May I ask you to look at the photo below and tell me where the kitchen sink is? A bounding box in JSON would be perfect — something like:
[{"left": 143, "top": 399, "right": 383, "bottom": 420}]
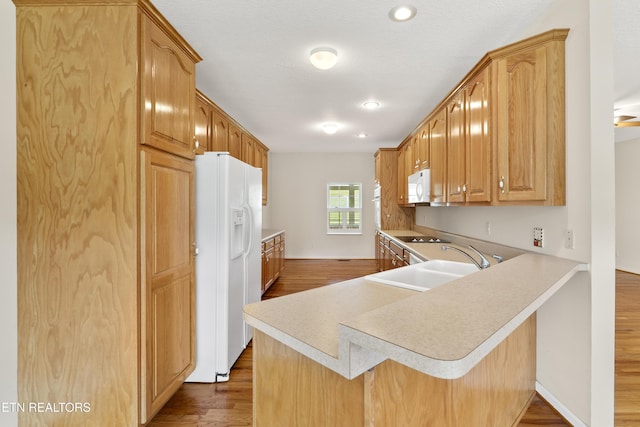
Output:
[
  {"left": 364, "top": 260, "right": 477, "bottom": 292},
  {"left": 418, "top": 259, "right": 479, "bottom": 275}
]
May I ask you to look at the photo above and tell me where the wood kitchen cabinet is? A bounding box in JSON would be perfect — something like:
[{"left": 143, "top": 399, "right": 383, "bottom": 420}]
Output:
[
  {"left": 141, "top": 14, "right": 197, "bottom": 160},
  {"left": 212, "top": 107, "right": 230, "bottom": 151},
  {"left": 228, "top": 122, "right": 243, "bottom": 159},
  {"left": 254, "top": 142, "right": 269, "bottom": 205},
  {"left": 491, "top": 29, "right": 568, "bottom": 205},
  {"left": 375, "top": 232, "right": 411, "bottom": 272},
  {"left": 396, "top": 141, "right": 409, "bottom": 205},
  {"left": 392, "top": 29, "right": 567, "bottom": 207},
  {"left": 262, "top": 232, "right": 285, "bottom": 294},
  {"left": 195, "top": 90, "right": 213, "bottom": 154},
  {"left": 140, "top": 148, "right": 195, "bottom": 421},
  {"left": 374, "top": 149, "right": 414, "bottom": 228},
  {"left": 262, "top": 239, "right": 275, "bottom": 293},
  {"left": 241, "top": 132, "right": 255, "bottom": 165},
  {"left": 446, "top": 93, "right": 466, "bottom": 203},
  {"left": 429, "top": 109, "right": 448, "bottom": 204},
  {"left": 464, "top": 68, "right": 492, "bottom": 203},
  {"left": 445, "top": 67, "right": 492, "bottom": 205},
  {"left": 15, "top": 1, "right": 200, "bottom": 425},
  {"left": 195, "top": 90, "right": 270, "bottom": 204}
]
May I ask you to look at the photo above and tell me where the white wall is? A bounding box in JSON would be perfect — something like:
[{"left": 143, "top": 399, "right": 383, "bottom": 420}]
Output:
[
  {"left": 0, "top": 1, "right": 18, "bottom": 426},
  {"left": 266, "top": 152, "right": 375, "bottom": 259},
  {"left": 415, "top": 0, "right": 615, "bottom": 424},
  {"left": 615, "top": 137, "right": 640, "bottom": 274}
]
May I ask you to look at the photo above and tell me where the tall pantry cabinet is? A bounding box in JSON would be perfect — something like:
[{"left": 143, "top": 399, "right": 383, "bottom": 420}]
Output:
[{"left": 15, "top": 1, "right": 201, "bottom": 425}]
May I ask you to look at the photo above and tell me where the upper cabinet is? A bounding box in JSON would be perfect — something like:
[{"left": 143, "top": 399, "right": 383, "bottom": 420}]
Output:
[
  {"left": 446, "top": 93, "right": 466, "bottom": 203},
  {"left": 141, "top": 14, "right": 197, "bottom": 159},
  {"left": 464, "top": 68, "right": 492, "bottom": 203},
  {"left": 396, "top": 141, "right": 409, "bottom": 205},
  {"left": 194, "top": 90, "right": 270, "bottom": 205},
  {"left": 429, "top": 110, "right": 448, "bottom": 204},
  {"left": 491, "top": 30, "right": 568, "bottom": 205},
  {"left": 195, "top": 91, "right": 213, "bottom": 154},
  {"left": 212, "top": 108, "right": 230, "bottom": 151},
  {"left": 446, "top": 68, "right": 492, "bottom": 205},
  {"left": 395, "top": 28, "right": 568, "bottom": 207}
]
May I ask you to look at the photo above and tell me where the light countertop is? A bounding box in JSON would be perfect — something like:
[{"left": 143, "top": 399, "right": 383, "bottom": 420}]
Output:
[
  {"left": 244, "top": 232, "right": 588, "bottom": 380},
  {"left": 261, "top": 228, "right": 285, "bottom": 242}
]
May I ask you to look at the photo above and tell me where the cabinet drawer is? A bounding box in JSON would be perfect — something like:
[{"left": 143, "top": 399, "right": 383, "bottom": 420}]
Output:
[{"left": 264, "top": 238, "right": 275, "bottom": 250}]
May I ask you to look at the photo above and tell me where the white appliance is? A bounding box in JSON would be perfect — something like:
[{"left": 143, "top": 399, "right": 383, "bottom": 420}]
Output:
[
  {"left": 373, "top": 184, "right": 381, "bottom": 229},
  {"left": 408, "top": 169, "right": 431, "bottom": 204},
  {"left": 187, "top": 152, "right": 262, "bottom": 383}
]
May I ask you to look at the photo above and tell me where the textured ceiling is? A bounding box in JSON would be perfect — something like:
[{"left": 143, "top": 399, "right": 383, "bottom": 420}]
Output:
[{"left": 153, "top": 0, "right": 640, "bottom": 151}]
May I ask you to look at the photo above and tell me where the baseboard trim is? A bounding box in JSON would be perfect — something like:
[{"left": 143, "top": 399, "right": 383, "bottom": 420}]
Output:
[{"left": 535, "top": 381, "right": 587, "bottom": 426}]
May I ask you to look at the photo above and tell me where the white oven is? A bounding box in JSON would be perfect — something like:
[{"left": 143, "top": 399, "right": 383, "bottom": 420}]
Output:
[{"left": 373, "top": 184, "right": 381, "bottom": 229}]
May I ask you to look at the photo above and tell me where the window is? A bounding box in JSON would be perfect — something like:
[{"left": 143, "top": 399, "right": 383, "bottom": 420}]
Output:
[{"left": 327, "top": 183, "right": 362, "bottom": 234}]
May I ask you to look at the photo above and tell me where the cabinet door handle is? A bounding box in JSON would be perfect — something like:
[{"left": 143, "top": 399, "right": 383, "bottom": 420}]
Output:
[
  {"left": 462, "top": 184, "right": 467, "bottom": 193},
  {"left": 499, "top": 176, "right": 505, "bottom": 193}
]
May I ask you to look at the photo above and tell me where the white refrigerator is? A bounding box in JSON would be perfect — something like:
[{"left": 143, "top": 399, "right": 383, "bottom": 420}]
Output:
[{"left": 187, "top": 152, "right": 262, "bottom": 383}]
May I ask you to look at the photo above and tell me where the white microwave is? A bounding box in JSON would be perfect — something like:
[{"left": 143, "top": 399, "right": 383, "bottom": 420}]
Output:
[{"left": 408, "top": 170, "right": 430, "bottom": 204}]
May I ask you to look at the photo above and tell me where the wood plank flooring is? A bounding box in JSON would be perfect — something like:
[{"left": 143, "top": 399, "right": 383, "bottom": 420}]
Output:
[
  {"left": 615, "top": 269, "right": 640, "bottom": 426},
  {"left": 148, "top": 260, "right": 640, "bottom": 426}
]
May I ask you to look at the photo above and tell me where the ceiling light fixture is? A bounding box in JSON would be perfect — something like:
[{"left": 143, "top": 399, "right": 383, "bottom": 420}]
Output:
[
  {"left": 363, "top": 101, "right": 381, "bottom": 110},
  {"left": 310, "top": 47, "right": 338, "bottom": 70},
  {"left": 389, "top": 5, "right": 417, "bottom": 22},
  {"left": 357, "top": 133, "right": 368, "bottom": 138},
  {"left": 322, "top": 123, "right": 339, "bottom": 134}
]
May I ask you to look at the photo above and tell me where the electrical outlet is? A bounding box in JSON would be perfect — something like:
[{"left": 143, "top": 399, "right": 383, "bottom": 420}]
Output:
[
  {"left": 486, "top": 221, "right": 491, "bottom": 236},
  {"left": 533, "top": 227, "right": 544, "bottom": 248},
  {"left": 565, "top": 229, "right": 575, "bottom": 249}
]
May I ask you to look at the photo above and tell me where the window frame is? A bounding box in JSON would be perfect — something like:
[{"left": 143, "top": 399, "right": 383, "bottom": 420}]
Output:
[{"left": 326, "top": 182, "right": 363, "bottom": 235}]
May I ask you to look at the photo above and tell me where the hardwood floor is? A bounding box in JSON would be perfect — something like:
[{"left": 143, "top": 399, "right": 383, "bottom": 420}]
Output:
[
  {"left": 148, "top": 260, "right": 639, "bottom": 426},
  {"left": 615, "top": 270, "right": 640, "bottom": 426}
]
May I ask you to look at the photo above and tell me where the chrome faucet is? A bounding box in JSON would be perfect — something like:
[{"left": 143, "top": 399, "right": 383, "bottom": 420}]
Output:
[{"left": 441, "top": 245, "right": 491, "bottom": 270}]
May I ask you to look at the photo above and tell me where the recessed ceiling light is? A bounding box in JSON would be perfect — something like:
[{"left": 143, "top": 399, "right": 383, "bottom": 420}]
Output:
[
  {"left": 310, "top": 47, "right": 338, "bottom": 70},
  {"left": 389, "top": 5, "right": 417, "bottom": 22},
  {"left": 357, "top": 133, "right": 368, "bottom": 138},
  {"left": 322, "top": 123, "right": 339, "bottom": 134},
  {"left": 363, "top": 101, "right": 381, "bottom": 110}
]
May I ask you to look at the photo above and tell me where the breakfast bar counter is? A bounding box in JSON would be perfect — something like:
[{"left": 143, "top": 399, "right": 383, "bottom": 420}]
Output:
[{"left": 244, "top": 247, "right": 587, "bottom": 426}]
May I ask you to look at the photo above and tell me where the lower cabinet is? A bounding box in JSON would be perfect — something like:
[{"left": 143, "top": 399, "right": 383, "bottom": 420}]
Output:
[
  {"left": 262, "top": 232, "right": 285, "bottom": 294},
  {"left": 375, "top": 232, "right": 410, "bottom": 272}
]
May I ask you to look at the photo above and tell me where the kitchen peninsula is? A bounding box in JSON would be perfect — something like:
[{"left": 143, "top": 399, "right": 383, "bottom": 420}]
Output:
[{"left": 244, "top": 233, "right": 587, "bottom": 426}]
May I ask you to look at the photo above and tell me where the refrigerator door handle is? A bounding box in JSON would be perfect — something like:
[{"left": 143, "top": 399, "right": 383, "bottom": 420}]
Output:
[{"left": 243, "top": 204, "right": 254, "bottom": 257}]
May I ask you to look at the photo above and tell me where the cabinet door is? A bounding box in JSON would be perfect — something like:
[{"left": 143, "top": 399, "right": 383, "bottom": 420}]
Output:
[
  {"left": 494, "top": 47, "right": 548, "bottom": 202},
  {"left": 465, "top": 69, "right": 492, "bottom": 203},
  {"left": 228, "top": 123, "right": 242, "bottom": 159},
  {"left": 140, "top": 149, "right": 195, "bottom": 422},
  {"left": 141, "top": 15, "right": 196, "bottom": 159},
  {"left": 447, "top": 95, "right": 466, "bottom": 203},
  {"left": 254, "top": 143, "right": 269, "bottom": 205},
  {"left": 429, "top": 110, "right": 447, "bottom": 204},
  {"left": 419, "top": 124, "right": 430, "bottom": 170},
  {"left": 242, "top": 133, "right": 255, "bottom": 165},
  {"left": 194, "top": 93, "right": 212, "bottom": 154},
  {"left": 212, "top": 108, "right": 230, "bottom": 152},
  {"left": 396, "top": 143, "right": 407, "bottom": 204},
  {"left": 411, "top": 134, "right": 421, "bottom": 172}
]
